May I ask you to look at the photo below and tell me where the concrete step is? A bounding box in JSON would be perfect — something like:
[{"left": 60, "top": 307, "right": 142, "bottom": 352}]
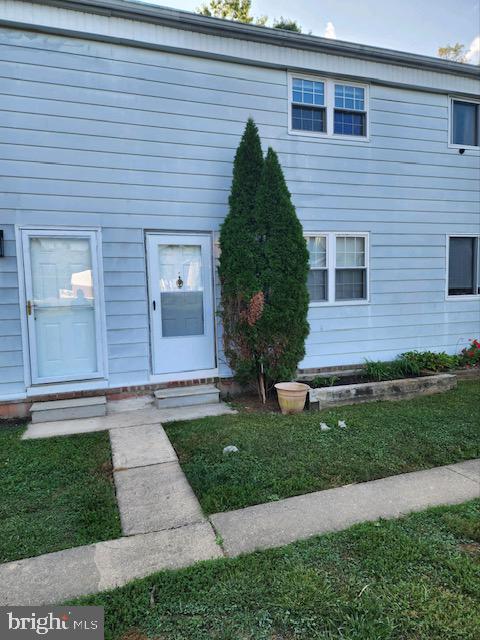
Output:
[
  {"left": 30, "top": 396, "right": 107, "bottom": 423},
  {"left": 154, "top": 384, "right": 220, "bottom": 409}
]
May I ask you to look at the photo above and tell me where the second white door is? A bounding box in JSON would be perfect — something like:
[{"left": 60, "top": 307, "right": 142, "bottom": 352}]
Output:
[{"left": 146, "top": 233, "right": 215, "bottom": 376}]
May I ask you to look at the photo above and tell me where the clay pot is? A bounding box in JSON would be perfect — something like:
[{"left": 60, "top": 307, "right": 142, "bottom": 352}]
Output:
[{"left": 274, "top": 382, "right": 310, "bottom": 415}]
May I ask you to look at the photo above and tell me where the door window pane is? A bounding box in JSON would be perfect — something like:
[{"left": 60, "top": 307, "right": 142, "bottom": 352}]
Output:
[
  {"left": 448, "top": 237, "right": 476, "bottom": 295},
  {"left": 158, "top": 244, "right": 204, "bottom": 337},
  {"left": 29, "top": 237, "right": 98, "bottom": 378},
  {"left": 452, "top": 101, "right": 478, "bottom": 146}
]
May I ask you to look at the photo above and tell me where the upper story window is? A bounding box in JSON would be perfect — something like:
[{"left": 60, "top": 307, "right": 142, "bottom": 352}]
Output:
[
  {"left": 289, "top": 75, "right": 369, "bottom": 140},
  {"left": 334, "top": 84, "right": 366, "bottom": 136},
  {"left": 447, "top": 236, "right": 480, "bottom": 298},
  {"left": 306, "top": 233, "right": 369, "bottom": 305},
  {"left": 450, "top": 98, "right": 479, "bottom": 147},
  {"left": 292, "top": 78, "right": 326, "bottom": 133}
]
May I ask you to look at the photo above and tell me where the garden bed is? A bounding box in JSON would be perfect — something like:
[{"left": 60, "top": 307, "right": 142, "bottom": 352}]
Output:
[{"left": 309, "top": 373, "right": 457, "bottom": 410}]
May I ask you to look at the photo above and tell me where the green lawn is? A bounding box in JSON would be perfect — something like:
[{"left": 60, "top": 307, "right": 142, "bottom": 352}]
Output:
[
  {"left": 0, "top": 425, "right": 121, "bottom": 563},
  {"left": 74, "top": 500, "right": 480, "bottom": 640},
  {"left": 165, "top": 380, "right": 480, "bottom": 514}
]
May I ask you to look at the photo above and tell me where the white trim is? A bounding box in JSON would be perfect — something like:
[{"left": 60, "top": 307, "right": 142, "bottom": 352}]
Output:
[
  {"left": 448, "top": 96, "right": 480, "bottom": 150},
  {"left": 305, "top": 232, "right": 370, "bottom": 306},
  {"left": 26, "top": 379, "right": 108, "bottom": 398},
  {"left": 16, "top": 226, "right": 108, "bottom": 386},
  {"left": 288, "top": 73, "right": 370, "bottom": 142},
  {"left": 445, "top": 233, "right": 480, "bottom": 301}
]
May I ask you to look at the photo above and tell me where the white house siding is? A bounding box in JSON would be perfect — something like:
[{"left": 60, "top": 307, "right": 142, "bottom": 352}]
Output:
[{"left": 0, "top": 20, "right": 479, "bottom": 396}]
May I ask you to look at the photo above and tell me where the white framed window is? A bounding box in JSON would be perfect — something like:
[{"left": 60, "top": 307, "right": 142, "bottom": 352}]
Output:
[
  {"left": 305, "top": 232, "right": 369, "bottom": 305},
  {"left": 449, "top": 97, "right": 480, "bottom": 149},
  {"left": 446, "top": 235, "right": 480, "bottom": 299},
  {"left": 289, "top": 74, "right": 369, "bottom": 140}
]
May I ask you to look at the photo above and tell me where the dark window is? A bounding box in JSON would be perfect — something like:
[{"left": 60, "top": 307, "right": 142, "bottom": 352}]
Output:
[
  {"left": 291, "top": 77, "right": 326, "bottom": 133},
  {"left": 292, "top": 105, "right": 325, "bottom": 132},
  {"left": 334, "top": 111, "right": 365, "bottom": 136},
  {"left": 452, "top": 100, "right": 479, "bottom": 146},
  {"left": 448, "top": 236, "right": 479, "bottom": 296},
  {"left": 333, "top": 84, "right": 367, "bottom": 137}
]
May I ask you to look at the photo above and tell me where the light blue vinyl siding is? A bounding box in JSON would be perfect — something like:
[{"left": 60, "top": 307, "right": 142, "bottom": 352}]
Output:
[{"left": 0, "top": 25, "right": 478, "bottom": 395}]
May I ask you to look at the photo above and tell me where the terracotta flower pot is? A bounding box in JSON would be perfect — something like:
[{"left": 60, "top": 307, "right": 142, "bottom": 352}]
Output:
[{"left": 274, "top": 382, "right": 310, "bottom": 415}]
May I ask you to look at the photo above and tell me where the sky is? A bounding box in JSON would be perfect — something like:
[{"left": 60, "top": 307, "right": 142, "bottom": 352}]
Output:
[{"left": 134, "top": 0, "right": 480, "bottom": 63}]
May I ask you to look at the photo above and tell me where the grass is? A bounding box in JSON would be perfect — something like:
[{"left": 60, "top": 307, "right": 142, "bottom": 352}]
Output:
[
  {"left": 0, "top": 424, "right": 121, "bottom": 562},
  {"left": 165, "top": 380, "right": 480, "bottom": 514},
  {"left": 73, "top": 500, "right": 480, "bottom": 640}
]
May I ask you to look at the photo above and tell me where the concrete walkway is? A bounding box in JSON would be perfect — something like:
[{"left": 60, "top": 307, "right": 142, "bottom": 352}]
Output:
[
  {"left": 211, "top": 459, "right": 480, "bottom": 556},
  {"left": 1, "top": 457, "right": 478, "bottom": 606},
  {"left": 4, "top": 404, "right": 480, "bottom": 606},
  {"left": 110, "top": 424, "right": 206, "bottom": 536}
]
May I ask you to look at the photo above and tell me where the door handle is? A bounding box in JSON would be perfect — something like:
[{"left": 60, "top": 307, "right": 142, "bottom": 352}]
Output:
[
  {"left": 152, "top": 300, "right": 156, "bottom": 311},
  {"left": 26, "top": 300, "right": 32, "bottom": 316}
]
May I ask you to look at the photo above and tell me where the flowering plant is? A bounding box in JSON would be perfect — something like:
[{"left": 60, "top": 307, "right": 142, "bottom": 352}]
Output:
[{"left": 459, "top": 339, "right": 480, "bottom": 368}]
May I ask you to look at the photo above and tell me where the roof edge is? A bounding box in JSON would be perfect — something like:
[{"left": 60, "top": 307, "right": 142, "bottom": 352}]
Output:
[{"left": 14, "top": 0, "right": 480, "bottom": 79}]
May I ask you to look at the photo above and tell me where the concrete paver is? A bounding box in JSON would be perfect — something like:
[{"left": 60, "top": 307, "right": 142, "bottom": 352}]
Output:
[
  {"left": 114, "top": 462, "right": 205, "bottom": 536},
  {"left": 110, "top": 424, "right": 177, "bottom": 470},
  {"left": 211, "top": 460, "right": 480, "bottom": 557},
  {"left": 0, "top": 522, "right": 222, "bottom": 606}
]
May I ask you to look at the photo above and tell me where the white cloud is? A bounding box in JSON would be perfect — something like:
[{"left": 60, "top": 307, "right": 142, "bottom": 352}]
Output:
[
  {"left": 324, "top": 21, "right": 336, "bottom": 39},
  {"left": 465, "top": 36, "right": 480, "bottom": 64}
]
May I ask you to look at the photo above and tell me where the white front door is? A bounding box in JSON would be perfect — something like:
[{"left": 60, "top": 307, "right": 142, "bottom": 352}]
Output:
[
  {"left": 146, "top": 233, "right": 216, "bottom": 376},
  {"left": 22, "top": 229, "right": 104, "bottom": 384}
]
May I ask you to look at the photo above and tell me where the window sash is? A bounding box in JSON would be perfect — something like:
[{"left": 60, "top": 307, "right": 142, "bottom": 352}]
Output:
[
  {"left": 290, "top": 76, "right": 368, "bottom": 138},
  {"left": 306, "top": 234, "right": 369, "bottom": 304},
  {"left": 448, "top": 236, "right": 480, "bottom": 296}
]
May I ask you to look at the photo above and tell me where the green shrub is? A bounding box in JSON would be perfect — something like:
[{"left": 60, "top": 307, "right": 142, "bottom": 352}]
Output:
[
  {"left": 310, "top": 375, "right": 340, "bottom": 388},
  {"left": 219, "top": 122, "right": 309, "bottom": 400},
  {"left": 400, "top": 350, "right": 460, "bottom": 372}
]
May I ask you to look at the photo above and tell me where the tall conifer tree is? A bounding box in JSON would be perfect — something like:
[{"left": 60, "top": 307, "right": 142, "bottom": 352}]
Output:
[
  {"left": 218, "top": 119, "right": 264, "bottom": 385},
  {"left": 254, "top": 147, "right": 310, "bottom": 390}
]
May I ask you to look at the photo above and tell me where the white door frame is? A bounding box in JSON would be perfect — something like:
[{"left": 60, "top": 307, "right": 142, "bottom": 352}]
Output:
[
  {"left": 18, "top": 227, "right": 108, "bottom": 386},
  {"left": 146, "top": 232, "right": 217, "bottom": 380}
]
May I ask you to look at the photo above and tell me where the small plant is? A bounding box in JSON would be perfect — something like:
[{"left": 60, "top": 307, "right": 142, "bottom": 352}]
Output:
[
  {"left": 459, "top": 339, "right": 480, "bottom": 368},
  {"left": 400, "top": 350, "right": 459, "bottom": 372},
  {"left": 310, "top": 375, "right": 340, "bottom": 388}
]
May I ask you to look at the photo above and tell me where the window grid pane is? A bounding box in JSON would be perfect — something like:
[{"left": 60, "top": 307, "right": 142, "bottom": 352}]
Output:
[
  {"left": 292, "top": 105, "right": 326, "bottom": 132},
  {"left": 336, "top": 236, "right": 365, "bottom": 268},
  {"left": 307, "top": 236, "right": 327, "bottom": 268},
  {"left": 308, "top": 269, "right": 328, "bottom": 302},
  {"left": 334, "top": 110, "right": 366, "bottom": 136},
  {"left": 335, "top": 84, "right": 365, "bottom": 111},
  {"left": 335, "top": 269, "right": 366, "bottom": 301},
  {"left": 292, "top": 78, "right": 325, "bottom": 106}
]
